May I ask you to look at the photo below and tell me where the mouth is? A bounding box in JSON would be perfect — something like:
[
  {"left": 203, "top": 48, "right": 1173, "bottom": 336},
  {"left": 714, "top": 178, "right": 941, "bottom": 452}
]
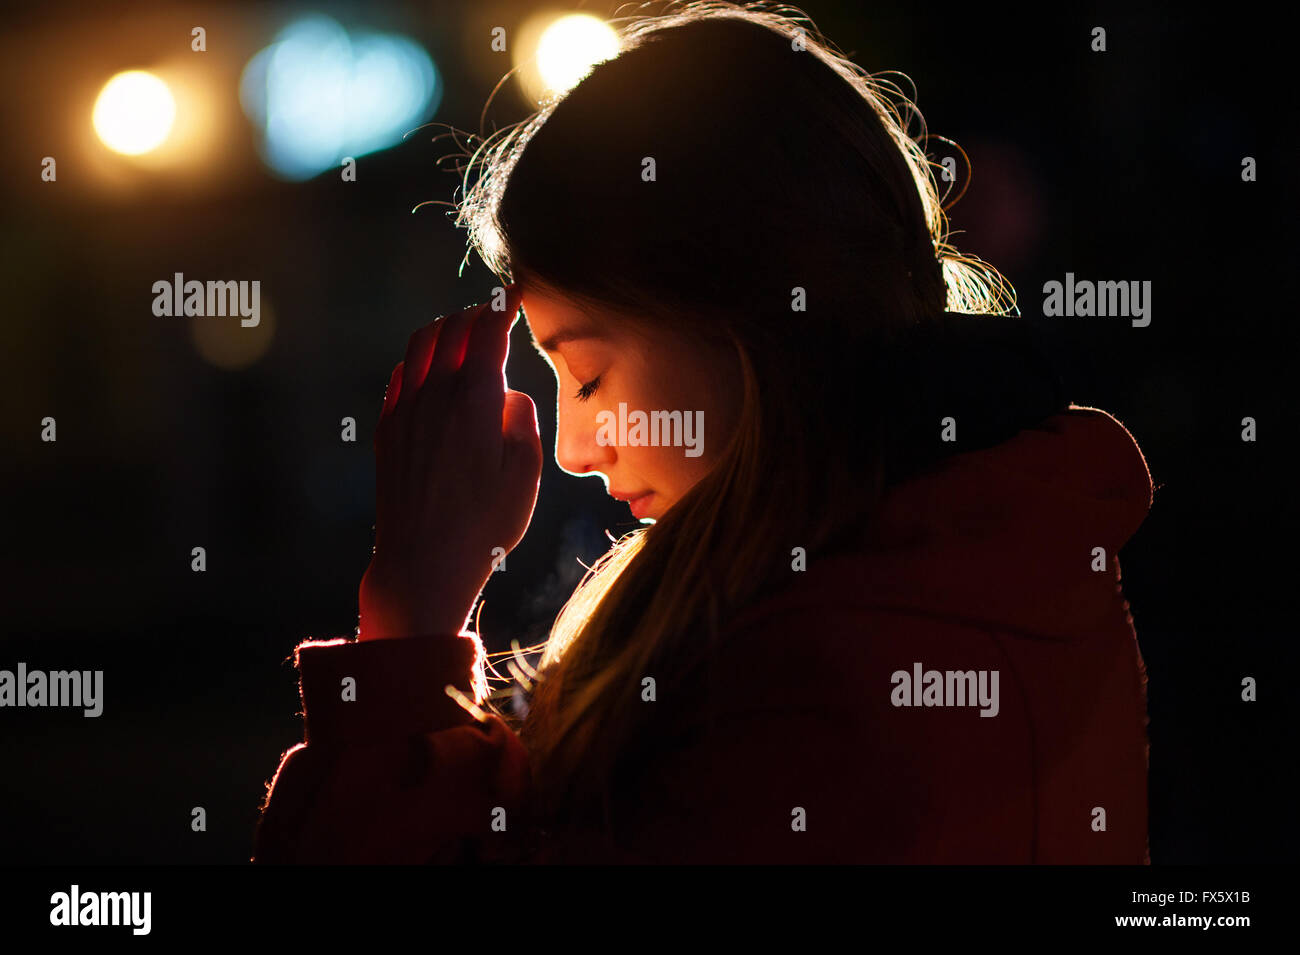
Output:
[{"left": 611, "top": 490, "right": 655, "bottom": 520}]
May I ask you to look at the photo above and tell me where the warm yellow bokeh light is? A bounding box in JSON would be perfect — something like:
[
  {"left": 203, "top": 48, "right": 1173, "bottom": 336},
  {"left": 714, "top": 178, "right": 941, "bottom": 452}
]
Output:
[
  {"left": 190, "top": 299, "right": 276, "bottom": 371},
  {"left": 533, "top": 14, "right": 619, "bottom": 98},
  {"left": 93, "top": 70, "right": 176, "bottom": 155}
]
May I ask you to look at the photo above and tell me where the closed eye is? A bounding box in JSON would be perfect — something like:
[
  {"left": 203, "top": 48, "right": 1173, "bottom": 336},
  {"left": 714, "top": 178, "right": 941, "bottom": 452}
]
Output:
[{"left": 575, "top": 375, "right": 601, "bottom": 402}]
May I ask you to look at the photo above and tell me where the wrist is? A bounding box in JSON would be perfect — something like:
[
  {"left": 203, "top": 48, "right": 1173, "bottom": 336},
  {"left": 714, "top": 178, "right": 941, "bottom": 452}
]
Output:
[
  {"left": 357, "top": 601, "right": 471, "bottom": 642},
  {"left": 356, "top": 561, "right": 491, "bottom": 641},
  {"left": 357, "top": 573, "right": 482, "bottom": 642}
]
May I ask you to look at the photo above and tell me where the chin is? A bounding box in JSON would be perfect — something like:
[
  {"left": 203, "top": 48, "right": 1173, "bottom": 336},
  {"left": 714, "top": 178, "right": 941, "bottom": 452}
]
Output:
[{"left": 646, "top": 493, "right": 680, "bottom": 520}]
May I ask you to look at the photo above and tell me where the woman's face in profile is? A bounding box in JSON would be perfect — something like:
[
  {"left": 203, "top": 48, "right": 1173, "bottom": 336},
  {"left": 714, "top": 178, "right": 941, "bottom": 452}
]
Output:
[{"left": 521, "top": 285, "right": 739, "bottom": 521}]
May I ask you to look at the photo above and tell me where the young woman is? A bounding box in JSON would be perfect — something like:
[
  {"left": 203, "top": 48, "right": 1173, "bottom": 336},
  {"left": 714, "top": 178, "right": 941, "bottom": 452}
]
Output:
[{"left": 253, "top": 2, "right": 1154, "bottom": 864}]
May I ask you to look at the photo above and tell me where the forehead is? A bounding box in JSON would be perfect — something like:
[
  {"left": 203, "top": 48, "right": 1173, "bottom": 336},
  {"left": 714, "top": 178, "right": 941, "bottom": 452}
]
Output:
[{"left": 520, "top": 286, "right": 608, "bottom": 351}]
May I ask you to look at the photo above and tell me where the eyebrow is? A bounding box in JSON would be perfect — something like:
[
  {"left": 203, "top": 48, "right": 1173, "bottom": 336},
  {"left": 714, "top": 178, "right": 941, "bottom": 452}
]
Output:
[{"left": 533, "top": 327, "right": 605, "bottom": 353}]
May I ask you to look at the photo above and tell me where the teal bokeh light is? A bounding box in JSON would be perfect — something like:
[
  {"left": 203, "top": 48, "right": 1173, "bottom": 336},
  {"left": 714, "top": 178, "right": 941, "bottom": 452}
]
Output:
[{"left": 240, "top": 15, "right": 440, "bottom": 180}]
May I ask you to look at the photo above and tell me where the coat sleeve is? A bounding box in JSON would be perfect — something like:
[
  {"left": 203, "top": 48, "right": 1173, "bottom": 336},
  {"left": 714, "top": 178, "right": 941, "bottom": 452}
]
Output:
[{"left": 251, "top": 632, "right": 534, "bottom": 864}]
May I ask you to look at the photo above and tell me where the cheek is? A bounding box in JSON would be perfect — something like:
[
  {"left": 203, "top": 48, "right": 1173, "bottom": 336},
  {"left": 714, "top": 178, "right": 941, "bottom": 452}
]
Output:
[
  {"left": 628, "top": 380, "right": 726, "bottom": 483},
  {"left": 628, "top": 439, "right": 712, "bottom": 495}
]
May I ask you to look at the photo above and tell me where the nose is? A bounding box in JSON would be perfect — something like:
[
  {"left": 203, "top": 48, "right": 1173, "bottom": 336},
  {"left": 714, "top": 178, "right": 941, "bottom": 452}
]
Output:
[{"left": 554, "top": 398, "right": 616, "bottom": 478}]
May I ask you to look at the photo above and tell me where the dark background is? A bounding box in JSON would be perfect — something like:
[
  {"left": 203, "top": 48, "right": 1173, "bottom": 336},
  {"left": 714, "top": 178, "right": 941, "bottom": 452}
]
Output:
[{"left": 0, "top": 1, "right": 1292, "bottom": 863}]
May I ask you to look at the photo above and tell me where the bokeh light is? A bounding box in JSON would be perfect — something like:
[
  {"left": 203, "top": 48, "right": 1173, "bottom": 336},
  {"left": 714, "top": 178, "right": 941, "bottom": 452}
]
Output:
[
  {"left": 514, "top": 12, "right": 620, "bottom": 104},
  {"left": 92, "top": 70, "right": 176, "bottom": 155},
  {"left": 537, "top": 14, "right": 620, "bottom": 96},
  {"left": 240, "top": 15, "right": 440, "bottom": 181},
  {"left": 189, "top": 298, "right": 277, "bottom": 370}
]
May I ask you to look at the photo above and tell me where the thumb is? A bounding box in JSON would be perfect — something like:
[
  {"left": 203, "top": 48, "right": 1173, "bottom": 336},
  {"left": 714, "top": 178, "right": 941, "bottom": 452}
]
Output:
[{"left": 502, "top": 390, "right": 542, "bottom": 468}]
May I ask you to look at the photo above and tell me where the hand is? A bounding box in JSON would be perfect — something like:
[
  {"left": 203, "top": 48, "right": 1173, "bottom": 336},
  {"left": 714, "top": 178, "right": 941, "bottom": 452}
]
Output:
[{"left": 358, "top": 285, "right": 542, "bottom": 641}]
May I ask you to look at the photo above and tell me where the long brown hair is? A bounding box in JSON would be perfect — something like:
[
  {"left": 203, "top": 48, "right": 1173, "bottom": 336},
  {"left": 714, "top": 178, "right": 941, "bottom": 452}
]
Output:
[{"left": 452, "top": 1, "right": 1015, "bottom": 839}]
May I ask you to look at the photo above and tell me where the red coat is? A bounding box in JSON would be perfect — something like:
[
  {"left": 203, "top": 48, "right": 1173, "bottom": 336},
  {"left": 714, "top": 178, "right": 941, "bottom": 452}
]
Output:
[{"left": 252, "top": 404, "right": 1153, "bottom": 863}]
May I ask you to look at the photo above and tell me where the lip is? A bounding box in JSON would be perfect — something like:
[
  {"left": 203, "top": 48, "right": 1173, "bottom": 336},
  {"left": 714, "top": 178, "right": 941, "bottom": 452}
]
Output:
[
  {"left": 611, "top": 490, "right": 655, "bottom": 519},
  {"left": 628, "top": 493, "right": 655, "bottom": 519}
]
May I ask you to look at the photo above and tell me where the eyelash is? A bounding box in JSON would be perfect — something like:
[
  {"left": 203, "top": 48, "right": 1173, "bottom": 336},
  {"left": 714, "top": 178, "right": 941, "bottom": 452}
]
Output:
[{"left": 575, "top": 375, "right": 602, "bottom": 402}]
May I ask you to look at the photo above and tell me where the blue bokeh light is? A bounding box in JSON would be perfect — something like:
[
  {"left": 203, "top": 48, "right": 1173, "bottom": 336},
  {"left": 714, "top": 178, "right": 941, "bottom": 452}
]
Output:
[{"left": 240, "top": 15, "right": 440, "bottom": 180}]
